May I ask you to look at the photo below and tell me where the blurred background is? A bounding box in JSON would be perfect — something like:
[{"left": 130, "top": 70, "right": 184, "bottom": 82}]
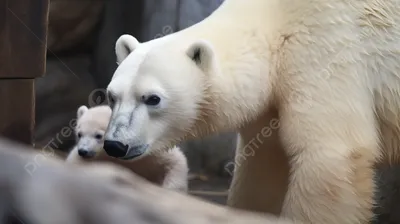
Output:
[{"left": 33, "top": 0, "right": 400, "bottom": 222}]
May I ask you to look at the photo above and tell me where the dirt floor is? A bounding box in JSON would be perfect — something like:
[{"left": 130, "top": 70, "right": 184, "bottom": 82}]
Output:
[{"left": 188, "top": 174, "right": 231, "bottom": 205}]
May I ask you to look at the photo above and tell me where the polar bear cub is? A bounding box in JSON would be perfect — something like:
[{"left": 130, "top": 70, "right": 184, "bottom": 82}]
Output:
[{"left": 66, "top": 105, "right": 188, "bottom": 192}]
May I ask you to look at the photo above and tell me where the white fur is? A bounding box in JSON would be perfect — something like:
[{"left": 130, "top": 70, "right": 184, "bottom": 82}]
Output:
[
  {"left": 115, "top": 34, "right": 140, "bottom": 64},
  {"left": 156, "top": 146, "right": 189, "bottom": 192},
  {"left": 77, "top": 105, "right": 89, "bottom": 119},
  {"left": 66, "top": 105, "right": 111, "bottom": 163},
  {"left": 66, "top": 105, "right": 188, "bottom": 192},
  {"left": 105, "top": 0, "right": 400, "bottom": 223}
]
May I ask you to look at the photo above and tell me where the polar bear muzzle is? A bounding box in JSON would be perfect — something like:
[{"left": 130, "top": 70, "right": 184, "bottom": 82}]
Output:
[
  {"left": 103, "top": 140, "right": 148, "bottom": 160},
  {"left": 77, "top": 148, "right": 97, "bottom": 158}
]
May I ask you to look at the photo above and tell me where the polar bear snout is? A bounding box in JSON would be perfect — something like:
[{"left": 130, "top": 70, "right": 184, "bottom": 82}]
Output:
[
  {"left": 122, "top": 144, "right": 148, "bottom": 160},
  {"left": 103, "top": 139, "right": 148, "bottom": 160},
  {"left": 103, "top": 140, "right": 129, "bottom": 158},
  {"left": 77, "top": 148, "right": 96, "bottom": 158}
]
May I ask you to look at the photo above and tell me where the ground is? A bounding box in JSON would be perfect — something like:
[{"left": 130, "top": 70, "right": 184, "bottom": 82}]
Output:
[{"left": 188, "top": 174, "right": 231, "bottom": 205}]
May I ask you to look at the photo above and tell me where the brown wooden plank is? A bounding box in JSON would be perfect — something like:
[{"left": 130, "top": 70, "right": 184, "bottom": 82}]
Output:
[
  {"left": 0, "top": 79, "right": 35, "bottom": 145},
  {"left": 0, "top": 0, "right": 49, "bottom": 78}
]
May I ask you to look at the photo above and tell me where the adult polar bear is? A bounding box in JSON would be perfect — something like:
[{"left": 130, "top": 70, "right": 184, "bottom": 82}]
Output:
[{"left": 103, "top": 0, "right": 400, "bottom": 223}]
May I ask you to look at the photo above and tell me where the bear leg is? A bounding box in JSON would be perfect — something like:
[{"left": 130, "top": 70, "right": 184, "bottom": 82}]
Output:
[
  {"left": 279, "top": 92, "right": 379, "bottom": 224},
  {"left": 227, "top": 110, "right": 290, "bottom": 215}
]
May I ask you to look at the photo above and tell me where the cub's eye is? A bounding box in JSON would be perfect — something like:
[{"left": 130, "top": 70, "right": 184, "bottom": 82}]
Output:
[
  {"left": 142, "top": 94, "right": 161, "bottom": 106},
  {"left": 94, "top": 134, "right": 103, "bottom": 140},
  {"left": 77, "top": 132, "right": 82, "bottom": 138}
]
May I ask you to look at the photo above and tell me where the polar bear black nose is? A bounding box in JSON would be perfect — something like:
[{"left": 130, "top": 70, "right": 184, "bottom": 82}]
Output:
[
  {"left": 103, "top": 140, "right": 129, "bottom": 158},
  {"left": 78, "top": 149, "right": 88, "bottom": 157}
]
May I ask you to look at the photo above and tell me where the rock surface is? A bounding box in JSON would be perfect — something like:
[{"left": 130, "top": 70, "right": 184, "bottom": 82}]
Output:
[{"left": 47, "top": 0, "right": 105, "bottom": 53}]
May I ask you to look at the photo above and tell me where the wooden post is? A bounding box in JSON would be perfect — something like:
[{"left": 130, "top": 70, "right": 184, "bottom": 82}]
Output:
[{"left": 0, "top": 0, "right": 49, "bottom": 146}]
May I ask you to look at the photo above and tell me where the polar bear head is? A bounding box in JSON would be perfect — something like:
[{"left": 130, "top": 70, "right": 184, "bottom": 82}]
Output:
[
  {"left": 74, "top": 105, "right": 112, "bottom": 159},
  {"left": 104, "top": 34, "right": 217, "bottom": 160}
]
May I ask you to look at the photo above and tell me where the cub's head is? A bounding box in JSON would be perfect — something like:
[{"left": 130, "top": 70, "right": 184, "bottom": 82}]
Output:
[
  {"left": 75, "top": 105, "right": 112, "bottom": 159},
  {"left": 104, "top": 34, "right": 217, "bottom": 160}
]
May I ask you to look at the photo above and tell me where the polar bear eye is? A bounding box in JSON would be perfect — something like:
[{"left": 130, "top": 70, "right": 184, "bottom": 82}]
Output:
[
  {"left": 107, "top": 92, "right": 116, "bottom": 108},
  {"left": 142, "top": 94, "right": 161, "bottom": 106},
  {"left": 94, "top": 134, "right": 103, "bottom": 140},
  {"left": 77, "top": 132, "right": 82, "bottom": 138}
]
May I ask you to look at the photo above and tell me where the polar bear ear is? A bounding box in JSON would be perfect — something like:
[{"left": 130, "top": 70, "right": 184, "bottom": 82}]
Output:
[
  {"left": 77, "top": 105, "right": 88, "bottom": 119},
  {"left": 186, "top": 40, "right": 215, "bottom": 71},
  {"left": 115, "top": 34, "right": 140, "bottom": 64}
]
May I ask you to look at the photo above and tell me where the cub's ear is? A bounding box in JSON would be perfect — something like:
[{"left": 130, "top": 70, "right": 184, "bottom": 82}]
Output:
[
  {"left": 115, "top": 34, "right": 140, "bottom": 64},
  {"left": 77, "top": 105, "right": 89, "bottom": 119},
  {"left": 186, "top": 40, "right": 215, "bottom": 71}
]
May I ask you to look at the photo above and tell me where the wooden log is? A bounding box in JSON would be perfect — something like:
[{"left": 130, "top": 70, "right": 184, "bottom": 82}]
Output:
[
  {"left": 0, "top": 0, "right": 49, "bottom": 146},
  {"left": 0, "top": 137, "right": 296, "bottom": 224},
  {"left": 0, "top": 0, "right": 49, "bottom": 78},
  {"left": 0, "top": 80, "right": 35, "bottom": 145}
]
